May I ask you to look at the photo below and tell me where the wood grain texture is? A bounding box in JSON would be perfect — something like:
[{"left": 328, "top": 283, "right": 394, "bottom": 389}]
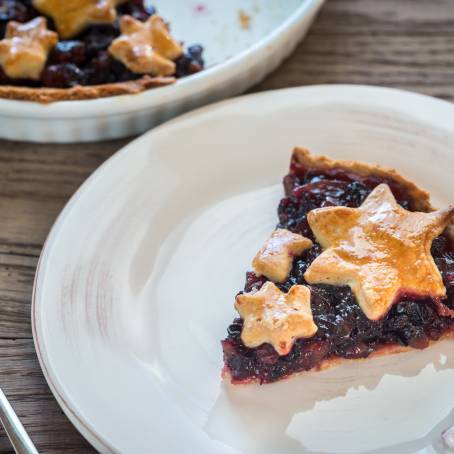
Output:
[{"left": 1, "top": 0, "right": 454, "bottom": 452}]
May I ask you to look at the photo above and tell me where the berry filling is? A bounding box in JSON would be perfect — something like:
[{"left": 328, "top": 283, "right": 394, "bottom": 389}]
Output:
[
  {"left": 0, "top": 0, "right": 204, "bottom": 88},
  {"left": 222, "top": 163, "right": 454, "bottom": 384}
]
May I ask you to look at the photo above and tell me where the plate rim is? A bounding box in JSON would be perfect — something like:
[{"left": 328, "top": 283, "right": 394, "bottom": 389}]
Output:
[{"left": 31, "top": 84, "right": 454, "bottom": 452}]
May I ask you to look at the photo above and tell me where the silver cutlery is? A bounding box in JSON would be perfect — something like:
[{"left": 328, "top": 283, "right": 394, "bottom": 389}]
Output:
[{"left": 0, "top": 388, "right": 38, "bottom": 454}]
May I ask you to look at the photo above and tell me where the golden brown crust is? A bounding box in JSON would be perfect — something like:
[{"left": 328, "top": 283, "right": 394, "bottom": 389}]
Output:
[
  {"left": 109, "top": 15, "right": 182, "bottom": 77},
  {"left": 316, "top": 329, "right": 454, "bottom": 373},
  {"left": 0, "top": 17, "right": 58, "bottom": 80},
  {"left": 252, "top": 229, "right": 313, "bottom": 283},
  {"left": 235, "top": 282, "right": 317, "bottom": 355},
  {"left": 223, "top": 331, "right": 454, "bottom": 384},
  {"left": 0, "top": 75, "right": 175, "bottom": 103},
  {"left": 293, "top": 147, "right": 434, "bottom": 212},
  {"left": 305, "top": 185, "right": 454, "bottom": 320}
]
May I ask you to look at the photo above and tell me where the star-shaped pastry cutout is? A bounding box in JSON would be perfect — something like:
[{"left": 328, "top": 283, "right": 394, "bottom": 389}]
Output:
[
  {"left": 253, "top": 228, "right": 313, "bottom": 283},
  {"left": 235, "top": 281, "right": 317, "bottom": 355},
  {"left": 0, "top": 17, "right": 58, "bottom": 80},
  {"left": 305, "top": 184, "right": 454, "bottom": 320},
  {"left": 108, "top": 15, "right": 182, "bottom": 76},
  {"left": 33, "top": 0, "right": 126, "bottom": 39}
]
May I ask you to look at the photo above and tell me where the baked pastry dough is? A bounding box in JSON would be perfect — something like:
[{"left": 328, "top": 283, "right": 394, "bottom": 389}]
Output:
[
  {"left": 109, "top": 15, "right": 182, "bottom": 76},
  {"left": 305, "top": 183, "right": 454, "bottom": 320},
  {"left": 33, "top": 0, "right": 126, "bottom": 39},
  {"left": 253, "top": 228, "right": 313, "bottom": 283},
  {"left": 0, "top": 17, "right": 57, "bottom": 80},
  {"left": 235, "top": 282, "right": 317, "bottom": 355}
]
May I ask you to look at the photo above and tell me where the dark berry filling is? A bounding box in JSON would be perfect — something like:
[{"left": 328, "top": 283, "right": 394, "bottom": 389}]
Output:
[
  {"left": 222, "top": 164, "right": 454, "bottom": 384},
  {"left": 0, "top": 0, "right": 204, "bottom": 88}
]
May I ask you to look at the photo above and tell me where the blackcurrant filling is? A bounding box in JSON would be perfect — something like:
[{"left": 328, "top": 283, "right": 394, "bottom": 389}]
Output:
[
  {"left": 0, "top": 0, "right": 204, "bottom": 88},
  {"left": 222, "top": 160, "right": 454, "bottom": 384}
]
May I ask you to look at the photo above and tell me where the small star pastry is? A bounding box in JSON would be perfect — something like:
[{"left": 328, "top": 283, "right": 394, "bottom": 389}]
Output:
[
  {"left": 305, "top": 183, "right": 454, "bottom": 320},
  {"left": 235, "top": 281, "right": 317, "bottom": 355},
  {"left": 108, "top": 14, "right": 183, "bottom": 76},
  {"left": 33, "top": 0, "right": 126, "bottom": 39},
  {"left": 0, "top": 17, "right": 58, "bottom": 80},
  {"left": 253, "top": 228, "right": 313, "bottom": 282}
]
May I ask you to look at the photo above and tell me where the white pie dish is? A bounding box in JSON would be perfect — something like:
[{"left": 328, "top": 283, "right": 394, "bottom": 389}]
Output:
[
  {"left": 33, "top": 85, "right": 454, "bottom": 453},
  {"left": 0, "top": 0, "right": 324, "bottom": 143}
]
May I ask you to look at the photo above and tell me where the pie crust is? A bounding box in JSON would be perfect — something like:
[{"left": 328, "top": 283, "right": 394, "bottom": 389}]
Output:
[
  {"left": 222, "top": 148, "right": 454, "bottom": 384},
  {"left": 293, "top": 146, "right": 454, "bottom": 242},
  {"left": 292, "top": 147, "right": 432, "bottom": 212},
  {"left": 0, "top": 75, "right": 174, "bottom": 102},
  {"left": 222, "top": 330, "right": 454, "bottom": 384}
]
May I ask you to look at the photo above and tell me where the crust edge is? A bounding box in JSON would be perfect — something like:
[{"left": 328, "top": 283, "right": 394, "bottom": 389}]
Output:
[
  {"left": 0, "top": 75, "right": 175, "bottom": 103},
  {"left": 222, "top": 331, "right": 454, "bottom": 385},
  {"left": 292, "top": 147, "right": 433, "bottom": 212}
]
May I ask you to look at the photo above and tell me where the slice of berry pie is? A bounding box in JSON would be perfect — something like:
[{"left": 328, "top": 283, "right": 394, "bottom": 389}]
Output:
[
  {"left": 222, "top": 148, "right": 454, "bottom": 384},
  {"left": 0, "top": 0, "right": 204, "bottom": 102}
]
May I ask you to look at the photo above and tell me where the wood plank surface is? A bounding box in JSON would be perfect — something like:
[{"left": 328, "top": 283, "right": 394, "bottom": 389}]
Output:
[{"left": 1, "top": 0, "right": 454, "bottom": 452}]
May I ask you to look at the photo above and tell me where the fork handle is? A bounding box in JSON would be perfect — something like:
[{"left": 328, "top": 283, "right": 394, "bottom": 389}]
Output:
[{"left": 0, "top": 388, "right": 38, "bottom": 454}]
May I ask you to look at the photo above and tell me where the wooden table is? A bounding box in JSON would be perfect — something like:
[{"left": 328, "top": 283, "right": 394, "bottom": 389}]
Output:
[{"left": 1, "top": 0, "right": 454, "bottom": 452}]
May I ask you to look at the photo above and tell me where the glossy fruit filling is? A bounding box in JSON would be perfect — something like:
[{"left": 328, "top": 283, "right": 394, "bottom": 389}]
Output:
[
  {"left": 0, "top": 0, "right": 204, "bottom": 88},
  {"left": 222, "top": 160, "right": 454, "bottom": 384}
]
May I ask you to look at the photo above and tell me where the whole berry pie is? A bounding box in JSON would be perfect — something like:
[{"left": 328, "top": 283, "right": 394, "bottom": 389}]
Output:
[
  {"left": 222, "top": 148, "right": 454, "bottom": 384},
  {"left": 0, "top": 0, "right": 204, "bottom": 102}
]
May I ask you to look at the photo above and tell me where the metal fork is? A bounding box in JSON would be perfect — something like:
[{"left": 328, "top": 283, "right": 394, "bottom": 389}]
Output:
[{"left": 0, "top": 388, "right": 38, "bottom": 454}]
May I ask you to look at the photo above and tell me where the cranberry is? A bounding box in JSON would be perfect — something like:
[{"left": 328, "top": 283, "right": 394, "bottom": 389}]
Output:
[
  {"left": 188, "top": 44, "right": 203, "bottom": 58},
  {"left": 432, "top": 236, "right": 447, "bottom": 257},
  {"left": 0, "top": 66, "right": 10, "bottom": 84},
  {"left": 228, "top": 356, "right": 254, "bottom": 381},
  {"left": 41, "top": 63, "right": 85, "bottom": 88},
  {"left": 175, "top": 45, "right": 205, "bottom": 78},
  {"left": 84, "top": 51, "right": 117, "bottom": 85},
  {"left": 253, "top": 344, "right": 280, "bottom": 366},
  {"left": 289, "top": 340, "right": 330, "bottom": 370},
  {"left": 335, "top": 341, "right": 372, "bottom": 359},
  {"left": 83, "top": 24, "right": 119, "bottom": 58},
  {"left": 0, "top": 0, "right": 28, "bottom": 38},
  {"left": 244, "top": 271, "right": 267, "bottom": 293},
  {"left": 48, "top": 41, "right": 87, "bottom": 65},
  {"left": 118, "top": 0, "right": 156, "bottom": 21},
  {"left": 227, "top": 319, "right": 243, "bottom": 338},
  {"left": 0, "top": 0, "right": 27, "bottom": 20}
]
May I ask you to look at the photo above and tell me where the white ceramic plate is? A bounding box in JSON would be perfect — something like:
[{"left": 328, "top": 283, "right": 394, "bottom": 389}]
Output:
[
  {"left": 33, "top": 85, "right": 454, "bottom": 454},
  {"left": 0, "top": 0, "right": 324, "bottom": 143}
]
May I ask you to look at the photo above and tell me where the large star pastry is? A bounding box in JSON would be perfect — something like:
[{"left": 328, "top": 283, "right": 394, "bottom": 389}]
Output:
[
  {"left": 235, "top": 281, "right": 317, "bottom": 355},
  {"left": 304, "top": 183, "right": 454, "bottom": 320},
  {"left": 0, "top": 17, "right": 58, "bottom": 80},
  {"left": 109, "top": 15, "right": 183, "bottom": 76},
  {"left": 33, "top": 0, "right": 126, "bottom": 39}
]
